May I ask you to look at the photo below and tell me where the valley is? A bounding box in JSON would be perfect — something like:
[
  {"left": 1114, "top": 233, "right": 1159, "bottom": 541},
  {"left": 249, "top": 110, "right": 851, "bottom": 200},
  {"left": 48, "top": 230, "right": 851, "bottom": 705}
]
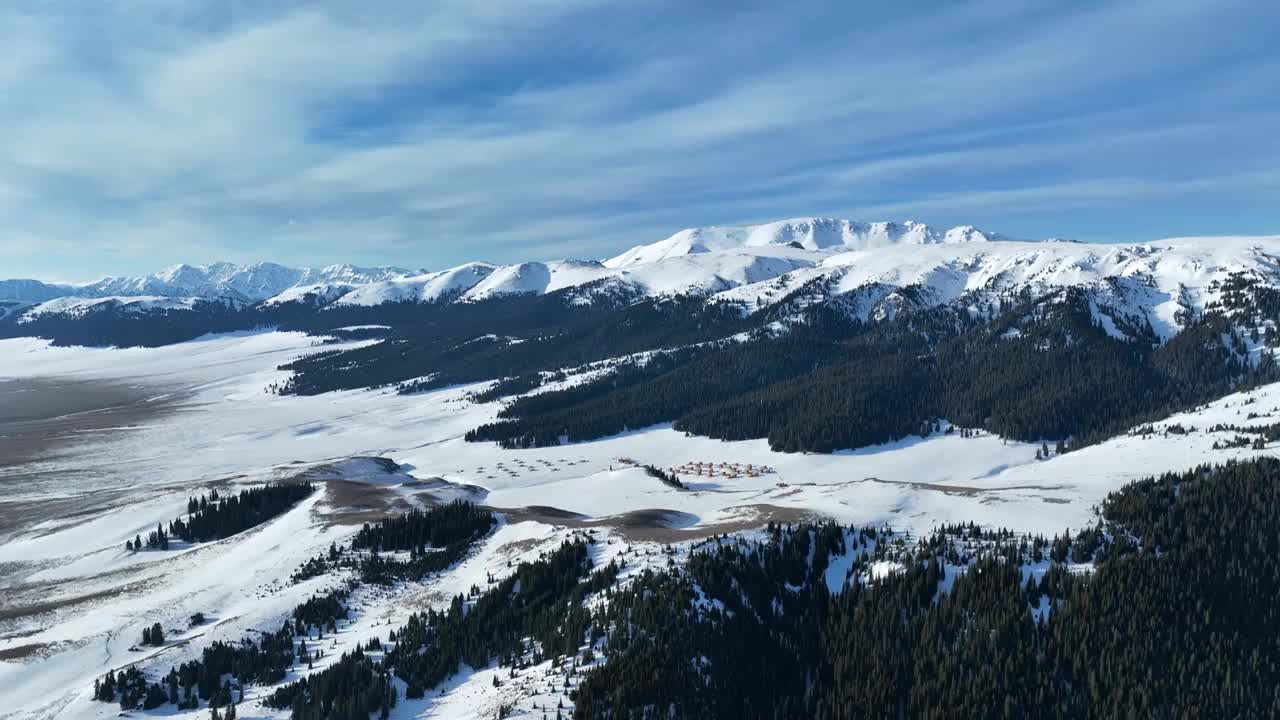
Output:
[
  {"left": 2, "top": 1, "right": 1274, "bottom": 713},
  {"left": 4, "top": 224, "right": 1280, "bottom": 718}
]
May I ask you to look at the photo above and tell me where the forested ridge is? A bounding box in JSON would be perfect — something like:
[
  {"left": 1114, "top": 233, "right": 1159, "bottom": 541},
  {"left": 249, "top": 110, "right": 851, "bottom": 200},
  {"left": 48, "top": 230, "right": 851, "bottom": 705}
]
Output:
[
  {"left": 574, "top": 457, "right": 1280, "bottom": 718},
  {"left": 275, "top": 293, "right": 748, "bottom": 396},
  {"left": 350, "top": 500, "right": 495, "bottom": 552},
  {"left": 98, "top": 458, "right": 1280, "bottom": 718},
  {"left": 93, "top": 586, "right": 352, "bottom": 712},
  {"left": 10, "top": 265, "right": 1279, "bottom": 457},
  {"left": 93, "top": 502, "right": 496, "bottom": 714},
  {"left": 176, "top": 483, "right": 315, "bottom": 543},
  {"left": 267, "top": 538, "right": 614, "bottom": 718},
  {"left": 471, "top": 290, "right": 1276, "bottom": 452},
  {"left": 125, "top": 483, "right": 314, "bottom": 553}
]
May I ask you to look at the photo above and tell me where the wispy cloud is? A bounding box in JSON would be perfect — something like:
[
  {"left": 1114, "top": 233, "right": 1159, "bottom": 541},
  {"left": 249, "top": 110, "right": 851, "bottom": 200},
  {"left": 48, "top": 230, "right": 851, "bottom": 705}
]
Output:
[{"left": 1, "top": 0, "right": 1277, "bottom": 278}]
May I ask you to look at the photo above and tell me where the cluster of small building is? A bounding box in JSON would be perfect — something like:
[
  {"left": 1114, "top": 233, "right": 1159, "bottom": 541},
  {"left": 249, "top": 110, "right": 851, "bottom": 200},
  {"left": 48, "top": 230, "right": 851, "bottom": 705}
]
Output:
[
  {"left": 472, "top": 456, "right": 590, "bottom": 480},
  {"left": 671, "top": 461, "right": 775, "bottom": 479}
]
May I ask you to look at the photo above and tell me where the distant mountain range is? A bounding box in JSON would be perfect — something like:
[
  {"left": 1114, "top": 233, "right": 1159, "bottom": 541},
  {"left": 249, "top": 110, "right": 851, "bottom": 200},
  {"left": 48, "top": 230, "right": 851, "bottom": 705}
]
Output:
[
  {"left": 0, "top": 262, "right": 416, "bottom": 304},
  {"left": 5, "top": 217, "right": 1280, "bottom": 350},
  {"left": 0, "top": 218, "right": 1013, "bottom": 308}
]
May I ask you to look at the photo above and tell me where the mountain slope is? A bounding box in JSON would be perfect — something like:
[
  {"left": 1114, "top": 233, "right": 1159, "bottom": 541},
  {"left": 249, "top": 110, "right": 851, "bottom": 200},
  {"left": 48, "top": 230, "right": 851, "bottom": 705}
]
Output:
[
  {"left": 333, "top": 263, "right": 498, "bottom": 306},
  {"left": 454, "top": 251, "right": 819, "bottom": 304},
  {"left": 0, "top": 279, "right": 76, "bottom": 303},
  {"left": 0, "top": 262, "right": 417, "bottom": 307},
  {"left": 716, "top": 236, "right": 1280, "bottom": 339},
  {"left": 20, "top": 296, "right": 210, "bottom": 320}
]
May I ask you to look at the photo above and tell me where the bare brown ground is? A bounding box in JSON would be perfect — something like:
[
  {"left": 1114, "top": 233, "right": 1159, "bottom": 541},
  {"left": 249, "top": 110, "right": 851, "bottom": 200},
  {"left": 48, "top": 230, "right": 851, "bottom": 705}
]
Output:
[
  {"left": 0, "top": 377, "right": 184, "bottom": 542},
  {"left": 779, "top": 476, "right": 1071, "bottom": 499},
  {"left": 0, "top": 579, "right": 153, "bottom": 624},
  {"left": 497, "top": 503, "right": 815, "bottom": 543},
  {"left": 317, "top": 473, "right": 486, "bottom": 526},
  {"left": 0, "top": 642, "right": 50, "bottom": 661},
  {"left": 494, "top": 537, "right": 547, "bottom": 558},
  {"left": 318, "top": 480, "right": 417, "bottom": 525},
  {"left": 311, "top": 469, "right": 814, "bottom": 542},
  {"left": 0, "top": 378, "right": 178, "bottom": 470}
]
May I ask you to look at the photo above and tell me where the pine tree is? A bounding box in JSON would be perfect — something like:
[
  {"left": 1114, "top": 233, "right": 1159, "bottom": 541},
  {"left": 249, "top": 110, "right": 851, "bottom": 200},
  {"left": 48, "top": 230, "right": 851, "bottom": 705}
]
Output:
[{"left": 147, "top": 622, "right": 164, "bottom": 646}]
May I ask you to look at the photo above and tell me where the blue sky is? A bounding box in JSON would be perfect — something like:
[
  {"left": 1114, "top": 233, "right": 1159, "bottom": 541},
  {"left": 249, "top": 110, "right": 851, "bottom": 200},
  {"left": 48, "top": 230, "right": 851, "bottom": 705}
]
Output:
[{"left": 2, "top": 0, "right": 1278, "bottom": 281}]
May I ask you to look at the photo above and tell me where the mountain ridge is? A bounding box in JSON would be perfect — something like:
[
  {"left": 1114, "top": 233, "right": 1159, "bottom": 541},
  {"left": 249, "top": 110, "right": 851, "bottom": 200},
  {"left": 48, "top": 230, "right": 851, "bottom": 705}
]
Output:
[
  {"left": 0, "top": 217, "right": 1011, "bottom": 304},
  {"left": 604, "top": 217, "right": 1013, "bottom": 268},
  {"left": 7, "top": 221, "right": 1280, "bottom": 341},
  {"left": 0, "top": 261, "right": 419, "bottom": 304}
]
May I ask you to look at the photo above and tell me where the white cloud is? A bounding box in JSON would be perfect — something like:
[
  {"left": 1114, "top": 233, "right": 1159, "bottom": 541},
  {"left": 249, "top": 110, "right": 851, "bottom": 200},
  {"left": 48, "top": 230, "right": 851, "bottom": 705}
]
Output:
[{"left": 0, "top": 0, "right": 1276, "bottom": 278}]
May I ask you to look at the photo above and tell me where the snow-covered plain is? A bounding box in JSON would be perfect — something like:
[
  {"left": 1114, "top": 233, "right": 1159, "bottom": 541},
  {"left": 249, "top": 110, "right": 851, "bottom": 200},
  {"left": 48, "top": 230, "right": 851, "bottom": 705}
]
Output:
[{"left": 4, "top": 329, "right": 1280, "bottom": 719}]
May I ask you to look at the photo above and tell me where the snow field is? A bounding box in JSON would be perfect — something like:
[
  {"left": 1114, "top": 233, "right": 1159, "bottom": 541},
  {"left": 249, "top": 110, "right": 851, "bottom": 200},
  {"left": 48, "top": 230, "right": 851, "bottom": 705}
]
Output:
[{"left": 7, "top": 329, "right": 1280, "bottom": 718}]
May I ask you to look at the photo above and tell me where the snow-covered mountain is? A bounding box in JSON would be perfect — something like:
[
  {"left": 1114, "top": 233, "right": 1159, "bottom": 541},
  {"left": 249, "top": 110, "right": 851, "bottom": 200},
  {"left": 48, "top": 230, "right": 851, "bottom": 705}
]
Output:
[
  {"left": 79, "top": 262, "right": 416, "bottom": 303},
  {"left": 714, "top": 236, "right": 1280, "bottom": 339},
  {"left": 270, "top": 251, "right": 820, "bottom": 308},
  {"left": 0, "top": 262, "right": 415, "bottom": 305},
  {"left": 19, "top": 295, "right": 213, "bottom": 321},
  {"left": 0, "top": 278, "right": 74, "bottom": 303},
  {"left": 332, "top": 263, "right": 498, "bottom": 306},
  {"left": 0, "top": 218, "right": 1008, "bottom": 309},
  {"left": 8, "top": 221, "right": 1280, "bottom": 339},
  {"left": 605, "top": 217, "right": 1009, "bottom": 268}
]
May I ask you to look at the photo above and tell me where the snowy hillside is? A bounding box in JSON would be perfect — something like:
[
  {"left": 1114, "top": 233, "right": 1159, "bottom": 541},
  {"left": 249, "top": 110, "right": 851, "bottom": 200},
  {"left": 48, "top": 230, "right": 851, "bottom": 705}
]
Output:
[
  {"left": 5, "top": 329, "right": 1280, "bottom": 719},
  {"left": 454, "top": 250, "right": 819, "bottom": 304},
  {"left": 19, "top": 295, "right": 212, "bottom": 321},
  {"left": 715, "top": 236, "right": 1280, "bottom": 339},
  {"left": 332, "top": 263, "right": 498, "bottom": 305}
]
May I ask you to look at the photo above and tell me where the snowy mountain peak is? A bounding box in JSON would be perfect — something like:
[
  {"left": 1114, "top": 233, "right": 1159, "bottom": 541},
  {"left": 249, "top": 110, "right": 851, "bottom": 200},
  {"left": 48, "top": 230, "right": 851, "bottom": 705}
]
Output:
[
  {"left": 605, "top": 217, "right": 1011, "bottom": 268},
  {"left": 4, "top": 262, "right": 419, "bottom": 304},
  {"left": 312, "top": 263, "right": 416, "bottom": 283},
  {"left": 324, "top": 263, "right": 499, "bottom": 307}
]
